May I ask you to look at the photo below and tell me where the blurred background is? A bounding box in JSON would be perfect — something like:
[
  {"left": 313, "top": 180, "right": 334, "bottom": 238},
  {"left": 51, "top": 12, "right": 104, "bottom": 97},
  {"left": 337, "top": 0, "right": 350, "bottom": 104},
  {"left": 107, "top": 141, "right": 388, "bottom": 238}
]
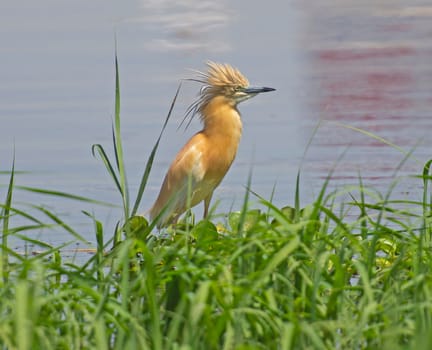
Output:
[{"left": 1, "top": 0, "right": 431, "bottom": 245}]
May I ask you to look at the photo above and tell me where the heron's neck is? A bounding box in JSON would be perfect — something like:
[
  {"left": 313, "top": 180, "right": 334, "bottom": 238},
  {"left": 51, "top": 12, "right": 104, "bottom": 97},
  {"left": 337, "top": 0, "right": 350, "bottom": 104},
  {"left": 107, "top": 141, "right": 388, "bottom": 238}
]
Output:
[{"left": 201, "top": 96, "right": 243, "bottom": 143}]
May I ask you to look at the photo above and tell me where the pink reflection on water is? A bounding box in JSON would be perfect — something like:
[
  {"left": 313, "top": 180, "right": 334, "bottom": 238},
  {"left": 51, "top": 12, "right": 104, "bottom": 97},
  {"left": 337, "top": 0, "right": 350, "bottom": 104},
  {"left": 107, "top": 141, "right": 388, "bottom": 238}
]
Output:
[
  {"left": 314, "top": 45, "right": 418, "bottom": 142},
  {"left": 319, "top": 68, "right": 414, "bottom": 117},
  {"left": 380, "top": 23, "right": 412, "bottom": 33},
  {"left": 318, "top": 46, "right": 414, "bottom": 62},
  {"left": 302, "top": 7, "right": 432, "bottom": 192}
]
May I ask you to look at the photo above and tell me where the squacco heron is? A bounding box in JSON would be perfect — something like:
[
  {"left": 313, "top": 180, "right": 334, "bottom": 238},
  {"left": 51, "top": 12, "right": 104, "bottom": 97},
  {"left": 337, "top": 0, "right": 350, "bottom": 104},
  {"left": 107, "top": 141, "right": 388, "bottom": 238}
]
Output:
[{"left": 150, "top": 61, "right": 275, "bottom": 228}]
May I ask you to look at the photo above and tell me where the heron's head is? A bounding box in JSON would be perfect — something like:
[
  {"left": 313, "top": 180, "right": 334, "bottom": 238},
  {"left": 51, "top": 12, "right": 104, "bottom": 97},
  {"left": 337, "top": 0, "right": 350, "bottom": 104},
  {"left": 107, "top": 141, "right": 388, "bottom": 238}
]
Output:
[
  {"left": 200, "top": 61, "right": 275, "bottom": 105},
  {"left": 181, "top": 61, "right": 275, "bottom": 128}
]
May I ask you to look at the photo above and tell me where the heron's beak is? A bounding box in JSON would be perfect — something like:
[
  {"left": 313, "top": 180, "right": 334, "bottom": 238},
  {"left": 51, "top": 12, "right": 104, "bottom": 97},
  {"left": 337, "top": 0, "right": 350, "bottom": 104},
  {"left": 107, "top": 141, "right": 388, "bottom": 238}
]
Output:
[
  {"left": 235, "top": 86, "right": 275, "bottom": 104},
  {"left": 243, "top": 87, "right": 276, "bottom": 94}
]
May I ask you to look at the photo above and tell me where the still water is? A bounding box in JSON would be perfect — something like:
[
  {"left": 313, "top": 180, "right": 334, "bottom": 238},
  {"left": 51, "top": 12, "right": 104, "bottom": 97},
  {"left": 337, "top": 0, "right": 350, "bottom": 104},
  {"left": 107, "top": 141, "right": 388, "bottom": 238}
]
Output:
[{"left": 1, "top": 1, "right": 431, "bottom": 249}]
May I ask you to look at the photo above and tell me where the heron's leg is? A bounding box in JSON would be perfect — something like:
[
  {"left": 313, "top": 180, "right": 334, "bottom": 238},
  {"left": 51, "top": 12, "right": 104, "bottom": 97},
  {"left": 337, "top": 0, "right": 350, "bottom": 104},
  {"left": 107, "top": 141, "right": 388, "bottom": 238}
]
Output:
[{"left": 203, "top": 192, "right": 213, "bottom": 219}]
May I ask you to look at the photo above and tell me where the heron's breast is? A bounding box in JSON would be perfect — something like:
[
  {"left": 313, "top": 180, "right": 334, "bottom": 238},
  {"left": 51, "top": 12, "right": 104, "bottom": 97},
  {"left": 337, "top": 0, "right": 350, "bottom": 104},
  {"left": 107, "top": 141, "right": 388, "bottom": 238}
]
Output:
[{"left": 203, "top": 135, "right": 240, "bottom": 182}]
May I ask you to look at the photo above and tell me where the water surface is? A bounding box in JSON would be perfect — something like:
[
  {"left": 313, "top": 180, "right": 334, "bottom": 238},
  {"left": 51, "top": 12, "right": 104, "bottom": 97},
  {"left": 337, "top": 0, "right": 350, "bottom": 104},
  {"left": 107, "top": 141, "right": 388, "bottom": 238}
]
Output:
[{"left": 1, "top": 0, "right": 431, "bottom": 249}]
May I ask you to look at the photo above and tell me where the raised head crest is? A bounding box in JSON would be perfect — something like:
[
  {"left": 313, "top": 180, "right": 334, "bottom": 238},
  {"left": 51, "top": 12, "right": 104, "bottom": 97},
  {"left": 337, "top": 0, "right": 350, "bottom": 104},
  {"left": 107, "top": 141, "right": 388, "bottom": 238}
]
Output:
[
  {"left": 179, "top": 61, "right": 274, "bottom": 129},
  {"left": 181, "top": 62, "right": 250, "bottom": 128},
  {"left": 202, "top": 61, "right": 249, "bottom": 89}
]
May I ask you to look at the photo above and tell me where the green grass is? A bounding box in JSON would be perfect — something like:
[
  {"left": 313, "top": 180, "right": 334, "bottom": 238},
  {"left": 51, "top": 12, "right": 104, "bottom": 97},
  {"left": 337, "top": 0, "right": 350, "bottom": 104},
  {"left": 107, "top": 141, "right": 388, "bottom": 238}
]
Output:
[{"left": 1, "top": 52, "right": 432, "bottom": 349}]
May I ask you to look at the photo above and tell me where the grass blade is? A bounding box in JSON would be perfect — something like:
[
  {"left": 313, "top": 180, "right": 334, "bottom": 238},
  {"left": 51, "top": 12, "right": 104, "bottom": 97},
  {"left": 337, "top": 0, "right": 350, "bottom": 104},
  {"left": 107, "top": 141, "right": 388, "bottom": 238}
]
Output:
[
  {"left": 113, "top": 49, "right": 129, "bottom": 218},
  {"left": 34, "top": 205, "right": 89, "bottom": 243},
  {"left": 92, "top": 143, "right": 122, "bottom": 195},
  {"left": 1, "top": 154, "right": 15, "bottom": 282},
  {"left": 14, "top": 184, "right": 115, "bottom": 207}
]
